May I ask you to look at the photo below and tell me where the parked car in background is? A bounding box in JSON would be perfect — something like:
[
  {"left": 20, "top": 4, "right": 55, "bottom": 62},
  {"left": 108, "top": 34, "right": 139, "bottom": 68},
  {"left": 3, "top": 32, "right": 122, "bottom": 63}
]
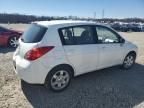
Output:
[
  {"left": 127, "top": 23, "right": 142, "bottom": 32},
  {"left": 140, "top": 24, "right": 144, "bottom": 32},
  {"left": 120, "top": 23, "right": 129, "bottom": 32},
  {"left": 0, "top": 26, "right": 22, "bottom": 48},
  {"left": 110, "top": 23, "right": 122, "bottom": 31},
  {"left": 13, "top": 20, "right": 138, "bottom": 92},
  {"left": 110, "top": 22, "right": 143, "bottom": 32}
]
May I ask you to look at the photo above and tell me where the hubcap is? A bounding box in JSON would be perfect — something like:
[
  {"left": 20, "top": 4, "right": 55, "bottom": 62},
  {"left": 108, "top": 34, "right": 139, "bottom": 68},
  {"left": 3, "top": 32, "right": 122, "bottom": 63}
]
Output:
[
  {"left": 51, "top": 70, "right": 70, "bottom": 90},
  {"left": 124, "top": 55, "right": 134, "bottom": 68},
  {"left": 9, "top": 37, "right": 18, "bottom": 47}
]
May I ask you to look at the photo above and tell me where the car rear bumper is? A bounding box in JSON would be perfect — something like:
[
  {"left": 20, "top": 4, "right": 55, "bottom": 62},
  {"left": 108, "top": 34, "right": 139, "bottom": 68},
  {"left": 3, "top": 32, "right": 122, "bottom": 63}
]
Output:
[{"left": 13, "top": 55, "right": 50, "bottom": 84}]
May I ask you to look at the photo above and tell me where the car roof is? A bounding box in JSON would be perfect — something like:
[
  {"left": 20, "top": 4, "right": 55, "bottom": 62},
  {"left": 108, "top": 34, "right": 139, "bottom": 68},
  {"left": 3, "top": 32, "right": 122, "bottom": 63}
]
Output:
[{"left": 33, "top": 20, "right": 97, "bottom": 27}]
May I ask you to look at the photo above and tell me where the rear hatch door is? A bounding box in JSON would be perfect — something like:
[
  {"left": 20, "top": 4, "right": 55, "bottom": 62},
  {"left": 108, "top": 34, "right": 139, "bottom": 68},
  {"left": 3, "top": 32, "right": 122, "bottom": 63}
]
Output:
[{"left": 15, "top": 23, "right": 48, "bottom": 58}]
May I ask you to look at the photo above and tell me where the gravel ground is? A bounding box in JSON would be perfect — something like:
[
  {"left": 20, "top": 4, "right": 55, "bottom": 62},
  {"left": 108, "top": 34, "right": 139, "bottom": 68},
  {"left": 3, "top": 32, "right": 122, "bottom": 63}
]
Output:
[{"left": 0, "top": 30, "right": 144, "bottom": 108}]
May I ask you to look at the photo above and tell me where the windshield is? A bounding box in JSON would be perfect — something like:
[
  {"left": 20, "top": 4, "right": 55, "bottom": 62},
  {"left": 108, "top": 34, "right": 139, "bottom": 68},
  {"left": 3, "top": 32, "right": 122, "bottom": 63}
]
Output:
[
  {"left": 0, "top": 27, "right": 9, "bottom": 32},
  {"left": 21, "top": 24, "right": 47, "bottom": 43}
]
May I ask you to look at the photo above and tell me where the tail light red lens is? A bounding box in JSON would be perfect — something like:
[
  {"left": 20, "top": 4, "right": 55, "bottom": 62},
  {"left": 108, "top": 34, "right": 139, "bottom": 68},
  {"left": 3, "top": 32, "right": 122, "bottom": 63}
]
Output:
[{"left": 25, "top": 46, "right": 54, "bottom": 61}]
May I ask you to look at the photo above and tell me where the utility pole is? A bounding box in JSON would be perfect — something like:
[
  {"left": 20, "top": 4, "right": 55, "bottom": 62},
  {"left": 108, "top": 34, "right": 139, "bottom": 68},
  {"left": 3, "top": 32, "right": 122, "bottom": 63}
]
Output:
[{"left": 94, "top": 12, "right": 96, "bottom": 19}]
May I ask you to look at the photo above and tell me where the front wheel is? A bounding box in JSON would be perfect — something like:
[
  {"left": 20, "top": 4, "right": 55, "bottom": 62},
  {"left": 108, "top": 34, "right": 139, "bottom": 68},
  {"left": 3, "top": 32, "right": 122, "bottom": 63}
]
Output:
[
  {"left": 122, "top": 53, "right": 136, "bottom": 69},
  {"left": 8, "top": 36, "right": 19, "bottom": 48},
  {"left": 45, "top": 66, "right": 72, "bottom": 92}
]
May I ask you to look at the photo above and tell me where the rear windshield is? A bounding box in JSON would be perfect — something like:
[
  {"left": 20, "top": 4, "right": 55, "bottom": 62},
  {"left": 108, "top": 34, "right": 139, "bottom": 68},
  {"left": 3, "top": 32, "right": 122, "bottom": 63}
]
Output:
[{"left": 21, "top": 24, "right": 47, "bottom": 43}]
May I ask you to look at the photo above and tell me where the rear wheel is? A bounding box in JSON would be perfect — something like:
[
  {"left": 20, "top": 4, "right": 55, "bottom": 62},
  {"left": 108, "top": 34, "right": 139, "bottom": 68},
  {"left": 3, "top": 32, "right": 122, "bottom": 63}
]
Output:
[
  {"left": 122, "top": 53, "right": 136, "bottom": 69},
  {"left": 8, "top": 36, "right": 19, "bottom": 48},
  {"left": 45, "top": 66, "right": 72, "bottom": 92}
]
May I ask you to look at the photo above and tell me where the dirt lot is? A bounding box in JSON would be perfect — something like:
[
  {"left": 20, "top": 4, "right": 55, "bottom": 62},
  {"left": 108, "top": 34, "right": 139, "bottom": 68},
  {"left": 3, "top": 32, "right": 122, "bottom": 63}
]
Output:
[{"left": 0, "top": 24, "right": 144, "bottom": 108}]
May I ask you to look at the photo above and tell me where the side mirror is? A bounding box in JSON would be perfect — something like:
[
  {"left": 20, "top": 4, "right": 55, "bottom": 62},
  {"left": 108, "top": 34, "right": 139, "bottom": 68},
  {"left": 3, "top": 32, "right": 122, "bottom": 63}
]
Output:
[{"left": 119, "top": 38, "right": 125, "bottom": 43}]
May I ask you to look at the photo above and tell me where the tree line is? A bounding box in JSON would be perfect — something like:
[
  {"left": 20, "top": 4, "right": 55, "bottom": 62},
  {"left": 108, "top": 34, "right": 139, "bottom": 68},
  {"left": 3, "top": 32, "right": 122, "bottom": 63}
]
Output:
[{"left": 0, "top": 13, "right": 144, "bottom": 23}]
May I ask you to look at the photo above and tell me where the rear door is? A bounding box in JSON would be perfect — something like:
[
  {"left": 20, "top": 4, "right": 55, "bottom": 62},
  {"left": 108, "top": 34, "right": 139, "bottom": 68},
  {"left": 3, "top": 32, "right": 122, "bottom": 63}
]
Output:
[
  {"left": 59, "top": 25, "right": 99, "bottom": 75},
  {"left": 95, "top": 25, "right": 125, "bottom": 69}
]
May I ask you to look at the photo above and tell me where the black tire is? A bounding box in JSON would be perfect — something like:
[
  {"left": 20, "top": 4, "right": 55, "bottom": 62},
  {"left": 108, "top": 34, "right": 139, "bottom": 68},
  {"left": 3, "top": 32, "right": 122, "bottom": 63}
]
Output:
[
  {"left": 122, "top": 53, "right": 136, "bottom": 69},
  {"left": 8, "top": 36, "right": 19, "bottom": 48},
  {"left": 45, "top": 65, "right": 73, "bottom": 92}
]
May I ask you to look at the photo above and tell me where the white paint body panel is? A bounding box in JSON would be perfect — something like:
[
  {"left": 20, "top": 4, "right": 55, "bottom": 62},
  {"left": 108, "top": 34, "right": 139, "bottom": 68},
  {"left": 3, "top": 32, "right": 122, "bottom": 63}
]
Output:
[{"left": 63, "top": 44, "right": 99, "bottom": 75}]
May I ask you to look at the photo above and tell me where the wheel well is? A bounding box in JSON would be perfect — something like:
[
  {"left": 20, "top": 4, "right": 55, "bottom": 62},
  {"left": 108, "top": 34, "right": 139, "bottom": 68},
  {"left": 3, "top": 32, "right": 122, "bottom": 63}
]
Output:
[
  {"left": 127, "top": 51, "right": 136, "bottom": 58},
  {"left": 45, "top": 64, "right": 75, "bottom": 82},
  {"left": 54, "top": 64, "right": 74, "bottom": 76}
]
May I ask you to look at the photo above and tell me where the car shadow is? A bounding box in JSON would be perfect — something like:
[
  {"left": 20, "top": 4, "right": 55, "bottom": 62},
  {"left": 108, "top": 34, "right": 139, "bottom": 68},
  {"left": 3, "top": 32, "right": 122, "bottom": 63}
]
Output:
[
  {"left": 21, "top": 63, "right": 144, "bottom": 108},
  {"left": 0, "top": 46, "right": 15, "bottom": 53}
]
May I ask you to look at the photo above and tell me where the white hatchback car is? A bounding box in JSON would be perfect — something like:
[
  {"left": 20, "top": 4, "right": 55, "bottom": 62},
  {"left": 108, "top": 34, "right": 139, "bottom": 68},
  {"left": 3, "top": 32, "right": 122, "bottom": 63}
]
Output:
[{"left": 13, "top": 20, "right": 138, "bottom": 91}]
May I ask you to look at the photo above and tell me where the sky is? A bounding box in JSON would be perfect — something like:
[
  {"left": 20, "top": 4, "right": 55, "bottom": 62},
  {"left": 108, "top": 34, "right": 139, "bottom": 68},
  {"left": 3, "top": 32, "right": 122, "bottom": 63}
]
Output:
[{"left": 0, "top": 0, "right": 144, "bottom": 18}]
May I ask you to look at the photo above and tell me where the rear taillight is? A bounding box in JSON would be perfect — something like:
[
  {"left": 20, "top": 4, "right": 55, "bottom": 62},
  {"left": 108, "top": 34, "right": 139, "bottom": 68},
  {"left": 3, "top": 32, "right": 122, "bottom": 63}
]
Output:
[{"left": 25, "top": 46, "right": 54, "bottom": 61}]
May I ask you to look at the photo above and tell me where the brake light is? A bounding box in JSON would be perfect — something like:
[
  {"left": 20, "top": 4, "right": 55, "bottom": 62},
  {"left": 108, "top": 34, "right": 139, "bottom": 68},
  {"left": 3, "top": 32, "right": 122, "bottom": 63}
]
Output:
[{"left": 25, "top": 46, "right": 54, "bottom": 61}]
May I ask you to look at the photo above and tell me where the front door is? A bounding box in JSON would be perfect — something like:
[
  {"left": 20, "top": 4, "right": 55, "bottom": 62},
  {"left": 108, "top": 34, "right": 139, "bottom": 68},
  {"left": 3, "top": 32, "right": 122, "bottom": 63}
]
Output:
[{"left": 95, "top": 25, "right": 124, "bottom": 69}]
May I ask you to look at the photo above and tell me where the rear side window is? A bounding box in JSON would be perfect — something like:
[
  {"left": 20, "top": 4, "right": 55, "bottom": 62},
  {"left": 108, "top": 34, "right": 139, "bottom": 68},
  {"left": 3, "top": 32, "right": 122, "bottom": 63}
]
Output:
[{"left": 21, "top": 24, "right": 47, "bottom": 43}]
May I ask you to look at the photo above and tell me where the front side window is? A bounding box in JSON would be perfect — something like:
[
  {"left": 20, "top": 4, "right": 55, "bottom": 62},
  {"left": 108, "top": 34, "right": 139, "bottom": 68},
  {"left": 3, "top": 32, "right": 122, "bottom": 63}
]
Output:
[
  {"left": 60, "top": 26, "right": 95, "bottom": 45},
  {"left": 96, "top": 26, "right": 120, "bottom": 43}
]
